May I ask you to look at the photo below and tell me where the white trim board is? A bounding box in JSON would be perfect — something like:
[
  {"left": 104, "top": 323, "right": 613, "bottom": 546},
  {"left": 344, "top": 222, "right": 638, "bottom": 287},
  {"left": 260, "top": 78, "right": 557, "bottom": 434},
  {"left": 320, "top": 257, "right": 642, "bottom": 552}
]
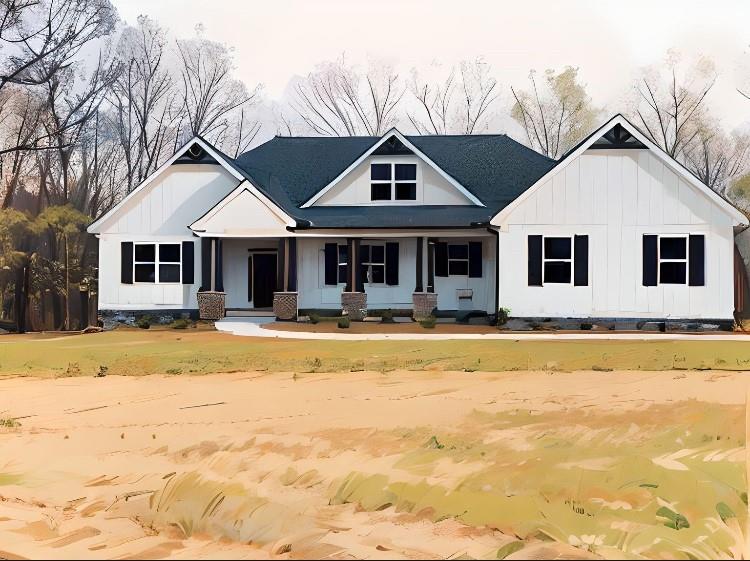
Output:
[
  {"left": 300, "top": 128, "right": 485, "bottom": 208},
  {"left": 87, "top": 136, "right": 294, "bottom": 234},
  {"left": 490, "top": 114, "right": 749, "bottom": 228}
]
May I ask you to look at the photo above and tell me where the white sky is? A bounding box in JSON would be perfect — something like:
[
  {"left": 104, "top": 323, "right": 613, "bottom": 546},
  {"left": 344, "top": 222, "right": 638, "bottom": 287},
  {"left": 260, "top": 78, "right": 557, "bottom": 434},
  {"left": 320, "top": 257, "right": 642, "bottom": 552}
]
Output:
[{"left": 113, "top": 0, "right": 750, "bottom": 133}]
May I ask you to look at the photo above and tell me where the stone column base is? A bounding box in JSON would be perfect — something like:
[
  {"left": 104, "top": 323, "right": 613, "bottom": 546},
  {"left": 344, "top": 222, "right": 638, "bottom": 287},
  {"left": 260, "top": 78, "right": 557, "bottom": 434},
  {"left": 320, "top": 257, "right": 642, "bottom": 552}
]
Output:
[
  {"left": 341, "top": 292, "right": 367, "bottom": 321},
  {"left": 413, "top": 292, "right": 438, "bottom": 321},
  {"left": 197, "top": 291, "right": 226, "bottom": 320},
  {"left": 273, "top": 292, "right": 298, "bottom": 320}
]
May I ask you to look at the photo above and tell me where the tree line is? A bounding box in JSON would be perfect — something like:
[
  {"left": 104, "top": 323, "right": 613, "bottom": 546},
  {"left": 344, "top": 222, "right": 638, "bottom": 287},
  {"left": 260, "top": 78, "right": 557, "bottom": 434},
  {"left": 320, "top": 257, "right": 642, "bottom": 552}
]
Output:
[{"left": 0, "top": 0, "right": 748, "bottom": 332}]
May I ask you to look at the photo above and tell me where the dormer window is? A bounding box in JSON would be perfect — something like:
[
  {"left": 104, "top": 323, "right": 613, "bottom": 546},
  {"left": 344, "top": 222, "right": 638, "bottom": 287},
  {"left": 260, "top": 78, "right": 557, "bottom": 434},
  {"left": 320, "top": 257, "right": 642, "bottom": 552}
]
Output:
[{"left": 370, "top": 163, "right": 417, "bottom": 201}]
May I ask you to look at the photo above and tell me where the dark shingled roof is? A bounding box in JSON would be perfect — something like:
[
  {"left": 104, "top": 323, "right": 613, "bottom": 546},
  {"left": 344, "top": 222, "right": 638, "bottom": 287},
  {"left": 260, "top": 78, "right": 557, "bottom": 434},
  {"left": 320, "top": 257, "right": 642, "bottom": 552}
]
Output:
[{"left": 230, "top": 133, "right": 556, "bottom": 228}]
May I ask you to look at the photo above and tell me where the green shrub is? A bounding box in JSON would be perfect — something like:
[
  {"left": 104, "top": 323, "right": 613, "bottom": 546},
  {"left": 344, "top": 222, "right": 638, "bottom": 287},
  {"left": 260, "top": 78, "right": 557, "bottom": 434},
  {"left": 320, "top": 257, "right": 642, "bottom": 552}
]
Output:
[
  {"left": 309, "top": 313, "right": 320, "bottom": 324},
  {"left": 136, "top": 315, "right": 151, "bottom": 329},
  {"left": 497, "top": 307, "right": 511, "bottom": 326},
  {"left": 337, "top": 316, "right": 350, "bottom": 329},
  {"left": 420, "top": 315, "right": 436, "bottom": 329},
  {"left": 381, "top": 309, "right": 394, "bottom": 323},
  {"left": 171, "top": 318, "right": 190, "bottom": 329}
]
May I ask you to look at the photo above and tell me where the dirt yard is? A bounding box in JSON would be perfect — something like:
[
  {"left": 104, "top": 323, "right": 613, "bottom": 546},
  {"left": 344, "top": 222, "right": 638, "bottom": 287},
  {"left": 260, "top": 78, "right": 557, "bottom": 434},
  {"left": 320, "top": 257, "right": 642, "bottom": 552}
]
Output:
[{"left": 1, "top": 368, "right": 748, "bottom": 559}]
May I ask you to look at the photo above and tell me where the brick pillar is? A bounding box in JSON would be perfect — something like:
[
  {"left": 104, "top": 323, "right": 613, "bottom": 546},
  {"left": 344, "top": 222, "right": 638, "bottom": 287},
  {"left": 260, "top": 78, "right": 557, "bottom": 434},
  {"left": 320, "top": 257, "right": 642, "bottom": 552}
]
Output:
[
  {"left": 273, "top": 291, "right": 298, "bottom": 320},
  {"left": 341, "top": 291, "right": 367, "bottom": 321},
  {"left": 197, "top": 291, "right": 226, "bottom": 320},
  {"left": 412, "top": 292, "right": 437, "bottom": 321}
]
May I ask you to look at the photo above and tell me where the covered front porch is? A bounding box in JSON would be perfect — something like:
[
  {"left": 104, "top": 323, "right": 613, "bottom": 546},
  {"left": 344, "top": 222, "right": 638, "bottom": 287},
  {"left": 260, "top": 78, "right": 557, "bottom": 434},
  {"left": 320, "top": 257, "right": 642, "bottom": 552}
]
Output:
[{"left": 194, "top": 231, "right": 497, "bottom": 322}]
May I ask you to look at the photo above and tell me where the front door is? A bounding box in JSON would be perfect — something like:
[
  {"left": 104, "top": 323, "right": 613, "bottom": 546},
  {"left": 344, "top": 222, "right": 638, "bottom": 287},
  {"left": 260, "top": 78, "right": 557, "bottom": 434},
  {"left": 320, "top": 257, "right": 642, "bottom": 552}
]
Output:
[{"left": 250, "top": 253, "right": 277, "bottom": 308}]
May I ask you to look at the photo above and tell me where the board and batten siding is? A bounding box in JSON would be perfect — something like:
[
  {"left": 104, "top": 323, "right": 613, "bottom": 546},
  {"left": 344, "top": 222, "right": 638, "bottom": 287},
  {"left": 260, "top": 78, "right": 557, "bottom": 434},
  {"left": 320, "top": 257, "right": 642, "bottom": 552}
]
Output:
[
  {"left": 296, "top": 236, "right": 496, "bottom": 311},
  {"left": 497, "top": 149, "right": 735, "bottom": 319},
  {"left": 96, "top": 164, "right": 239, "bottom": 310}
]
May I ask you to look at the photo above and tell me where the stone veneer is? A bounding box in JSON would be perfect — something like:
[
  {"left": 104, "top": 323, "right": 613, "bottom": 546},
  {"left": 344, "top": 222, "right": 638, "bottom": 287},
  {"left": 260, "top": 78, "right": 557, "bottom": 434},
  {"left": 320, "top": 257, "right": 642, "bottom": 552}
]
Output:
[
  {"left": 341, "top": 291, "right": 367, "bottom": 321},
  {"left": 412, "top": 292, "right": 438, "bottom": 321},
  {"left": 273, "top": 292, "right": 298, "bottom": 320},
  {"left": 197, "top": 291, "right": 226, "bottom": 320}
]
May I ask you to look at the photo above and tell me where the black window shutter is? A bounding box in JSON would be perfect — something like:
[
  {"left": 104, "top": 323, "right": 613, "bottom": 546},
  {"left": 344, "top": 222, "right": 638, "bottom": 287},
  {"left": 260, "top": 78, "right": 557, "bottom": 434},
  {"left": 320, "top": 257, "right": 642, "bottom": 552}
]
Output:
[
  {"left": 528, "top": 235, "right": 542, "bottom": 286},
  {"left": 468, "top": 241, "right": 482, "bottom": 278},
  {"left": 435, "top": 242, "right": 448, "bottom": 277},
  {"left": 324, "top": 243, "right": 338, "bottom": 285},
  {"left": 689, "top": 234, "right": 705, "bottom": 286},
  {"left": 247, "top": 255, "right": 253, "bottom": 301},
  {"left": 121, "top": 242, "right": 133, "bottom": 284},
  {"left": 181, "top": 241, "right": 194, "bottom": 284},
  {"left": 385, "top": 242, "right": 399, "bottom": 285},
  {"left": 573, "top": 235, "right": 588, "bottom": 286},
  {"left": 643, "top": 235, "right": 658, "bottom": 286}
]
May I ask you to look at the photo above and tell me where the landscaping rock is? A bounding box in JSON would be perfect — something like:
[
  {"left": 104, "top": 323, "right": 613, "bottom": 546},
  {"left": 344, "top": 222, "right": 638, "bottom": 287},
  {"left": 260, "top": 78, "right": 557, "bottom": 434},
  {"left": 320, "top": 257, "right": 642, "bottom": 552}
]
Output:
[{"left": 502, "top": 319, "right": 534, "bottom": 331}]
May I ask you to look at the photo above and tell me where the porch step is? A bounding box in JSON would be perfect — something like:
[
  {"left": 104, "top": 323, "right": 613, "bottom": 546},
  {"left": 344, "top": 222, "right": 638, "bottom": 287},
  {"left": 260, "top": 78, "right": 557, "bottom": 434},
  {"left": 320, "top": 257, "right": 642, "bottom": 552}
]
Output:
[{"left": 226, "top": 309, "right": 275, "bottom": 317}]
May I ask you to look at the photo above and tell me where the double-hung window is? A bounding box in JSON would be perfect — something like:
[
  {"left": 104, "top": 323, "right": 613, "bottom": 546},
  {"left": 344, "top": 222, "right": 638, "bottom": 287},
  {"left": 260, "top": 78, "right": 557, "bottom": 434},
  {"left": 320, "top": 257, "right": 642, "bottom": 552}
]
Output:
[
  {"left": 134, "top": 242, "right": 181, "bottom": 283},
  {"left": 658, "top": 235, "right": 688, "bottom": 284},
  {"left": 370, "top": 163, "right": 417, "bottom": 201},
  {"left": 337, "top": 244, "right": 348, "bottom": 284},
  {"left": 360, "top": 243, "right": 386, "bottom": 284},
  {"left": 543, "top": 237, "right": 573, "bottom": 284},
  {"left": 448, "top": 244, "right": 469, "bottom": 276}
]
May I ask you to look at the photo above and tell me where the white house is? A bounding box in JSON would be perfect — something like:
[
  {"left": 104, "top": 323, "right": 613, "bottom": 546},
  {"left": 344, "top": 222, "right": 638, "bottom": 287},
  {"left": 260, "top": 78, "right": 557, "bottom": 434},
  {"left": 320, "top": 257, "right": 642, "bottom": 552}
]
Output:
[{"left": 87, "top": 114, "right": 749, "bottom": 325}]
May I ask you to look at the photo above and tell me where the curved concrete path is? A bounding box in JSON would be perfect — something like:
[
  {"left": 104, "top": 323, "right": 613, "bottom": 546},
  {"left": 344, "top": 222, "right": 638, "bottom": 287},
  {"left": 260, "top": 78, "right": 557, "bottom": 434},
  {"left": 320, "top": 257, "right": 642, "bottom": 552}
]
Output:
[{"left": 215, "top": 317, "right": 750, "bottom": 341}]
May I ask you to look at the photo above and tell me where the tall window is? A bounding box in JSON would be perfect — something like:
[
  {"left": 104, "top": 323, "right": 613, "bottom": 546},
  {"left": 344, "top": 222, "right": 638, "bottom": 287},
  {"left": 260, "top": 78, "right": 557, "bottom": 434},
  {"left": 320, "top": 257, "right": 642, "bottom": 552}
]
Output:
[
  {"left": 543, "top": 237, "right": 572, "bottom": 284},
  {"left": 134, "top": 243, "right": 181, "bottom": 283},
  {"left": 370, "top": 163, "right": 417, "bottom": 201},
  {"left": 658, "top": 235, "right": 687, "bottom": 284},
  {"left": 360, "top": 243, "right": 386, "bottom": 283},
  {"left": 337, "top": 244, "right": 348, "bottom": 284}
]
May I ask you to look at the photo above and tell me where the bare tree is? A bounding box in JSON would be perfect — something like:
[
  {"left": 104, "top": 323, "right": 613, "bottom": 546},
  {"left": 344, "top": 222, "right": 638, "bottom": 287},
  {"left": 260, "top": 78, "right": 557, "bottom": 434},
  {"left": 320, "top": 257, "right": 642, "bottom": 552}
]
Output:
[
  {"left": 107, "top": 15, "right": 179, "bottom": 191},
  {"left": 292, "top": 56, "right": 404, "bottom": 136},
  {"left": 632, "top": 53, "right": 715, "bottom": 158},
  {"left": 511, "top": 66, "right": 599, "bottom": 159},
  {"left": 176, "top": 30, "right": 260, "bottom": 146},
  {"left": 408, "top": 60, "right": 498, "bottom": 135},
  {"left": 683, "top": 118, "right": 750, "bottom": 194}
]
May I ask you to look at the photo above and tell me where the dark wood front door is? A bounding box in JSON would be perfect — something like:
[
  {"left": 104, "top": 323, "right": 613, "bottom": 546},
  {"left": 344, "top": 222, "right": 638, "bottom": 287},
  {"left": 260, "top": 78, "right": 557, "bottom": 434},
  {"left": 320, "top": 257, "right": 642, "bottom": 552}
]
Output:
[{"left": 251, "top": 253, "right": 277, "bottom": 308}]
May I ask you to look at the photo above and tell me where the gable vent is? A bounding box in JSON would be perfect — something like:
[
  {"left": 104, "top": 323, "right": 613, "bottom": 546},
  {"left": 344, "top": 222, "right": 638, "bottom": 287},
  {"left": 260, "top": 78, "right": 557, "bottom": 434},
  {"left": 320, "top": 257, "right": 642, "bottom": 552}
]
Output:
[
  {"left": 589, "top": 124, "right": 646, "bottom": 150},
  {"left": 173, "top": 142, "right": 219, "bottom": 165}
]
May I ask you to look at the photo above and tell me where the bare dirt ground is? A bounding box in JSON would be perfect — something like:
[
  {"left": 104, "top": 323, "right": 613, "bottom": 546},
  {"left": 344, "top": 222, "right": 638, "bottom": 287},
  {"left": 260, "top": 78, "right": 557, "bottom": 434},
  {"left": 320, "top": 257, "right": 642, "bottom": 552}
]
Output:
[{"left": 0, "top": 369, "right": 748, "bottom": 559}]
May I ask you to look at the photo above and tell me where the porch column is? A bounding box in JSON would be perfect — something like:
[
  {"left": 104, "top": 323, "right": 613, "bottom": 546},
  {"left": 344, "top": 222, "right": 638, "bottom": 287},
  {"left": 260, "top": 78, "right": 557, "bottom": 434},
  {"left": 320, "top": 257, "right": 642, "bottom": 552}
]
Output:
[
  {"left": 273, "top": 237, "right": 298, "bottom": 321},
  {"left": 415, "top": 236, "right": 424, "bottom": 292},
  {"left": 342, "top": 237, "right": 367, "bottom": 320},
  {"left": 197, "top": 236, "right": 226, "bottom": 320},
  {"left": 413, "top": 236, "right": 437, "bottom": 321}
]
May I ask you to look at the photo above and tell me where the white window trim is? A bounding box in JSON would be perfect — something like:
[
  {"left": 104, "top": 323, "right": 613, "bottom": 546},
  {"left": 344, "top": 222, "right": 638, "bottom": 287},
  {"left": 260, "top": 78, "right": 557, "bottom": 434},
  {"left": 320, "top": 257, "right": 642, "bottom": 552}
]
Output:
[
  {"left": 447, "top": 243, "right": 470, "bottom": 277},
  {"left": 133, "top": 242, "right": 182, "bottom": 284},
  {"left": 656, "top": 234, "right": 689, "bottom": 286},
  {"left": 370, "top": 162, "right": 418, "bottom": 203},
  {"left": 361, "top": 242, "right": 387, "bottom": 285},
  {"left": 542, "top": 236, "right": 574, "bottom": 286}
]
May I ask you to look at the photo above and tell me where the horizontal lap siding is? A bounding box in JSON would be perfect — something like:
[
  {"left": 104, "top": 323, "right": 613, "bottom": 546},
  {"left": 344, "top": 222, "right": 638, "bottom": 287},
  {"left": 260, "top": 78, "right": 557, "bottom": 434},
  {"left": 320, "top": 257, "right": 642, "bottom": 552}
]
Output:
[{"left": 499, "top": 149, "right": 735, "bottom": 319}]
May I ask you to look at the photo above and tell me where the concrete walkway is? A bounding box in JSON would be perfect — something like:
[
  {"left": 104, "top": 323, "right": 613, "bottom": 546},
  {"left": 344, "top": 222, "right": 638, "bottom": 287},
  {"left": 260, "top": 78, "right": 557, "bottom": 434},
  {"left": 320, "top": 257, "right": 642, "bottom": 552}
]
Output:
[{"left": 215, "top": 317, "right": 750, "bottom": 341}]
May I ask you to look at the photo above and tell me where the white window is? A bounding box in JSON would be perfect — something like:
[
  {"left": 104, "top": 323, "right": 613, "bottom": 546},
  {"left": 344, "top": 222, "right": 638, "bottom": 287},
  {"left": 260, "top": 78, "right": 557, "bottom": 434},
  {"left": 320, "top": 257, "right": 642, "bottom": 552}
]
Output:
[
  {"left": 370, "top": 163, "right": 417, "bottom": 201},
  {"left": 658, "top": 235, "right": 687, "bottom": 284},
  {"left": 134, "top": 243, "right": 181, "bottom": 283},
  {"left": 543, "top": 237, "right": 572, "bottom": 284},
  {"left": 448, "top": 243, "right": 469, "bottom": 276},
  {"left": 360, "top": 243, "right": 386, "bottom": 284}
]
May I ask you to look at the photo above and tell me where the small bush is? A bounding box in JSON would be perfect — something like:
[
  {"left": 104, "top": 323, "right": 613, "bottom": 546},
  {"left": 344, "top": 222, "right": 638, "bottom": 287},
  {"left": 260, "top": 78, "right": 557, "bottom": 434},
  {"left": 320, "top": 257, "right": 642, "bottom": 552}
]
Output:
[
  {"left": 420, "top": 315, "right": 436, "bottom": 329},
  {"left": 95, "top": 365, "right": 108, "bottom": 378},
  {"left": 497, "top": 307, "right": 511, "bottom": 326},
  {"left": 337, "top": 316, "right": 350, "bottom": 329},
  {"left": 309, "top": 313, "right": 320, "bottom": 324},
  {"left": 136, "top": 315, "right": 151, "bottom": 329},
  {"left": 171, "top": 318, "right": 190, "bottom": 329},
  {"left": 0, "top": 418, "right": 20, "bottom": 428},
  {"left": 381, "top": 309, "right": 394, "bottom": 323}
]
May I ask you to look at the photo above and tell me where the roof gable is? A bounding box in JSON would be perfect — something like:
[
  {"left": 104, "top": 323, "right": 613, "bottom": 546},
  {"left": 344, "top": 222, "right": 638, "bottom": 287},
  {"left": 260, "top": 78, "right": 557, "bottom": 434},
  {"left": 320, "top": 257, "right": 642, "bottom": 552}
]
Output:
[
  {"left": 491, "top": 114, "right": 749, "bottom": 227},
  {"left": 300, "top": 129, "right": 485, "bottom": 207}
]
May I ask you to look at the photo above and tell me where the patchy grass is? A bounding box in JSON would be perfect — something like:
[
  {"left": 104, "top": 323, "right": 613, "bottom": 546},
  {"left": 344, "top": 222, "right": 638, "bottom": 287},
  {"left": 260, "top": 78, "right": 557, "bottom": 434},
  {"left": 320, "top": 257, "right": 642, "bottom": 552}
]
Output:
[
  {"left": 2, "top": 330, "right": 750, "bottom": 377},
  {"left": 329, "top": 401, "right": 747, "bottom": 559}
]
